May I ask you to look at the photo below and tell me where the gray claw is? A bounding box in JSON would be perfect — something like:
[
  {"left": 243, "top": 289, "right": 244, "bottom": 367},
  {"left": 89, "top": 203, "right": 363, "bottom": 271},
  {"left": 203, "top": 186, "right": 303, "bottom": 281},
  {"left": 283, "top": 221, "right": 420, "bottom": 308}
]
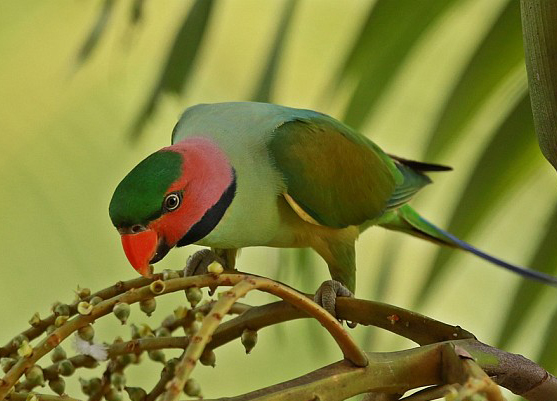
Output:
[
  {"left": 314, "top": 280, "right": 357, "bottom": 327},
  {"left": 184, "top": 249, "right": 226, "bottom": 277}
]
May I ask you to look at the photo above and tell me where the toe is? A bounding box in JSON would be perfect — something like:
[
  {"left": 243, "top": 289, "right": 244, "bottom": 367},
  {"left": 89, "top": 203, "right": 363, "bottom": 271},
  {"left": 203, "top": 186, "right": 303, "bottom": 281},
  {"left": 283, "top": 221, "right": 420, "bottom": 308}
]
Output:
[
  {"left": 314, "top": 280, "right": 355, "bottom": 326},
  {"left": 184, "top": 249, "right": 226, "bottom": 277}
]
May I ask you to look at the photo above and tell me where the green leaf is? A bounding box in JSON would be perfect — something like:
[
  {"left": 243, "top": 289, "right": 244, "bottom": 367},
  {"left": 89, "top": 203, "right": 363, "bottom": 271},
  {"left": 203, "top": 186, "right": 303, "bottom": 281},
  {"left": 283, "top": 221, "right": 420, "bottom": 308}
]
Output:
[
  {"left": 414, "top": 95, "right": 541, "bottom": 306},
  {"left": 521, "top": 1, "right": 557, "bottom": 172},
  {"left": 339, "top": 0, "right": 459, "bottom": 129},
  {"left": 496, "top": 202, "right": 557, "bottom": 349},
  {"left": 251, "top": 0, "right": 297, "bottom": 102},
  {"left": 129, "top": 0, "right": 215, "bottom": 140},
  {"left": 424, "top": 0, "right": 524, "bottom": 159},
  {"left": 75, "top": 0, "right": 116, "bottom": 65}
]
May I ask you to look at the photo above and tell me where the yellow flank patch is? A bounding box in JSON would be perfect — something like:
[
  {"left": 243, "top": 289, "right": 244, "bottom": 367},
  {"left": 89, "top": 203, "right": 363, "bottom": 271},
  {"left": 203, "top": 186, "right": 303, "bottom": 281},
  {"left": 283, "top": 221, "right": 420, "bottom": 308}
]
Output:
[{"left": 283, "top": 193, "right": 322, "bottom": 226}]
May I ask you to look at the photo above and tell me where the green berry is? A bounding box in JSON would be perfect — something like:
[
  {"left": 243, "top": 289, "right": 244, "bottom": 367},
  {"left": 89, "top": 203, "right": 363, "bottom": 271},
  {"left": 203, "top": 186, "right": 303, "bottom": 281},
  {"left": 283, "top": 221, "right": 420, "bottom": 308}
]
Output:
[
  {"left": 76, "top": 286, "right": 91, "bottom": 300},
  {"left": 139, "top": 298, "right": 156, "bottom": 317},
  {"left": 48, "top": 377, "right": 65, "bottom": 395},
  {"left": 125, "top": 387, "right": 146, "bottom": 401},
  {"left": 110, "top": 372, "right": 126, "bottom": 390},
  {"left": 241, "top": 329, "right": 258, "bottom": 354},
  {"left": 25, "top": 365, "right": 44, "bottom": 386},
  {"left": 1, "top": 357, "right": 16, "bottom": 373},
  {"left": 54, "top": 303, "right": 70, "bottom": 317},
  {"left": 50, "top": 346, "right": 66, "bottom": 363},
  {"left": 183, "top": 378, "right": 201, "bottom": 397},
  {"left": 185, "top": 287, "right": 202, "bottom": 307},
  {"left": 165, "top": 358, "right": 180, "bottom": 375},
  {"left": 113, "top": 303, "right": 130, "bottom": 324},
  {"left": 78, "top": 325, "right": 95, "bottom": 342},
  {"left": 200, "top": 350, "right": 216, "bottom": 367},
  {"left": 90, "top": 296, "right": 103, "bottom": 306},
  {"left": 58, "top": 359, "right": 75, "bottom": 376},
  {"left": 78, "top": 378, "right": 91, "bottom": 395},
  {"left": 155, "top": 327, "right": 171, "bottom": 337},
  {"left": 148, "top": 349, "right": 165, "bottom": 364}
]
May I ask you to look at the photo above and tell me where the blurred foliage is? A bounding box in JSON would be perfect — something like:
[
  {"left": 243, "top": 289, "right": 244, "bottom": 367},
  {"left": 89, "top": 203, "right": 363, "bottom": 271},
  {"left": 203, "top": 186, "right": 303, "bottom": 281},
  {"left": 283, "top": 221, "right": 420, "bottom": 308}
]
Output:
[{"left": 2, "top": 1, "right": 557, "bottom": 400}]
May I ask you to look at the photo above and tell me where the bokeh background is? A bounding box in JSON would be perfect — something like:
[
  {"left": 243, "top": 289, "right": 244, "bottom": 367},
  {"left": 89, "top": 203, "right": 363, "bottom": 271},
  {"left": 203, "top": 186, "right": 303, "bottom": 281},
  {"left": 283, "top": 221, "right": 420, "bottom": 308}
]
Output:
[{"left": 2, "top": 1, "right": 557, "bottom": 400}]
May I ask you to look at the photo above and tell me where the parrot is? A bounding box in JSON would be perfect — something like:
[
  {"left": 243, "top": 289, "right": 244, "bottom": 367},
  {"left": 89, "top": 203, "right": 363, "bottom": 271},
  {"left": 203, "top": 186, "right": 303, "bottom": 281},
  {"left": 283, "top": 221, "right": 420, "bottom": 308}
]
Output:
[{"left": 108, "top": 101, "right": 557, "bottom": 302}]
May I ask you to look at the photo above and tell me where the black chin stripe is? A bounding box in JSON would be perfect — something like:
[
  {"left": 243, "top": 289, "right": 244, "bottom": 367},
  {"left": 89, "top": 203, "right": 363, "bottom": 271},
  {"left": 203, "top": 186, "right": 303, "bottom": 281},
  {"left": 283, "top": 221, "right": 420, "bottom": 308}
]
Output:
[{"left": 177, "top": 169, "right": 237, "bottom": 247}]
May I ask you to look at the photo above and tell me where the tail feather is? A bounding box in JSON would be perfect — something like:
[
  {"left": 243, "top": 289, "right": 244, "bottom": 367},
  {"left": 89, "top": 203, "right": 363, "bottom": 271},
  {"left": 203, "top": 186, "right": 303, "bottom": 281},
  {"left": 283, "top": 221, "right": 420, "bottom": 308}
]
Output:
[{"left": 380, "top": 205, "right": 557, "bottom": 287}]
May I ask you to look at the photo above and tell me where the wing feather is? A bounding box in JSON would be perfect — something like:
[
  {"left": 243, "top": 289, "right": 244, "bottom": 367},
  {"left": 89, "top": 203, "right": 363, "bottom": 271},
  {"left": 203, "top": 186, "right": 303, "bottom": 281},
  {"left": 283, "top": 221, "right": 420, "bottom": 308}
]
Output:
[{"left": 268, "top": 116, "right": 399, "bottom": 228}]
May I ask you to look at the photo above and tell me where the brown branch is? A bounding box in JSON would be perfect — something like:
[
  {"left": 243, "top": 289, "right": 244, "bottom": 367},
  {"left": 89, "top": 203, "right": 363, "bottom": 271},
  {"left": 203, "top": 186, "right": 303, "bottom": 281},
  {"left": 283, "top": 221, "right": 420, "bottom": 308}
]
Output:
[
  {"left": 0, "top": 273, "right": 367, "bottom": 400},
  {"left": 197, "top": 339, "right": 554, "bottom": 401},
  {"left": 1, "top": 272, "right": 553, "bottom": 401},
  {"left": 7, "top": 393, "right": 82, "bottom": 401},
  {"left": 163, "top": 279, "right": 258, "bottom": 401}
]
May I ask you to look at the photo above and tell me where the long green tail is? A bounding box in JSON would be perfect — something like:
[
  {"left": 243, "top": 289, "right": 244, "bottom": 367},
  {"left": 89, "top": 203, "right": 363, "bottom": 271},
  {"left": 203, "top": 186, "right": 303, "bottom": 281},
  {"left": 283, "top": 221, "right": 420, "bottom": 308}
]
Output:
[{"left": 379, "top": 205, "right": 557, "bottom": 286}]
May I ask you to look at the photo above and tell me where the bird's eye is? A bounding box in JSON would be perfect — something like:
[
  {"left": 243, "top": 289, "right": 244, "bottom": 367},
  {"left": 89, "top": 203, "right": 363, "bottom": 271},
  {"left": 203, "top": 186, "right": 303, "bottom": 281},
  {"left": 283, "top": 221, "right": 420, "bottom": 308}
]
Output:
[{"left": 163, "top": 192, "right": 181, "bottom": 212}]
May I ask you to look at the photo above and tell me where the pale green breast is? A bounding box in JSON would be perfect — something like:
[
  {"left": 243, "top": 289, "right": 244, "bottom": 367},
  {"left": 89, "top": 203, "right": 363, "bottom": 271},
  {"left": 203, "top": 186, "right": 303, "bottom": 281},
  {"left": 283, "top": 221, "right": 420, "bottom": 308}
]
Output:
[{"left": 171, "top": 102, "right": 295, "bottom": 248}]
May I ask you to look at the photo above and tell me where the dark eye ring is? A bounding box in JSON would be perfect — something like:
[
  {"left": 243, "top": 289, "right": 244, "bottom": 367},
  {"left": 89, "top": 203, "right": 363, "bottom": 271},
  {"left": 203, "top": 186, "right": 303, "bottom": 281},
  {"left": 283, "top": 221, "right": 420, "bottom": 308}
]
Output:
[{"left": 163, "top": 192, "right": 181, "bottom": 212}]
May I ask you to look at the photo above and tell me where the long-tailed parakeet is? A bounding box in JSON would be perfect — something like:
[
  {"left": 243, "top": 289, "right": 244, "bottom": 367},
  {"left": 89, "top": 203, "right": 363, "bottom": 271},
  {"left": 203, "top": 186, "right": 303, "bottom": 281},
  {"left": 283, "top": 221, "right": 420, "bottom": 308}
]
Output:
[{"left": 109, "top": 102, "right": 557, "bottom": 295}]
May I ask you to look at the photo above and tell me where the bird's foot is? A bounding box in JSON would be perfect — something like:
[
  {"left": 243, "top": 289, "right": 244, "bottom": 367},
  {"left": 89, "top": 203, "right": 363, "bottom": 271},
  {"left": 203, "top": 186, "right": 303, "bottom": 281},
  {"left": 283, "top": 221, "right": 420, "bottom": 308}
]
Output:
[
  {"left": 184, "top": 249, "right": 227, "bottom": 277},
  {"left": 314, "top": 280, "right": 357, "bottom": 328},
  {"left": 184, "top": 249, "right": 230, "bottom": 296}
]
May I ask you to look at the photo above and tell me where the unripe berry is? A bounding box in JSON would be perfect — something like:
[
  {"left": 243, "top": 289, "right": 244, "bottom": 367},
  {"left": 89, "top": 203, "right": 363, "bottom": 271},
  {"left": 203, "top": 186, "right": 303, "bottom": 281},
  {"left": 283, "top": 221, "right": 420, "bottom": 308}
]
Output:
[
  {"left": 110, "top": 372, "right": 126, "bottom": 390},
  {"left": 241, "top": 329, "right": 258, "bottom": 354},
  {"left": 139, "top": 298, "right": 156, "bottom": 317},
  {"left": 125, "top": 387, "right": 146, "bottom": 401},
  {"left": 78, "top": 325, "right": 95, "bottom": 342},
  {"left": 50, "top": 346, "right": 66, "bottom": 363},
  {"left": 200, "top": 350, "right": 216, "bottom": 367},
  {"left": 48, "top": 377, "right": 65, "bottom": 395},
  {"left": 183, "top": 378, "right": 201, "bottom": 397},
  {"left": 54, "top": 303, "right": 70, "bottom": 317},
  {"left": 185, "top": 287, "right": 202, "bottom": 307},
  {"left": 148, "top": 349, "right": 165, "bottom": 364},
  {"left": 113, "top": 303, "right": 130, "bottom": 324},
  {"left": 58, "top": 359, "right": 75, "bottom": 376},
  {"left": 25, "top": 365, "right": 44, "bottom": 386},
  {"left": 1, "top": 357, "right": 16, "bottom": 373}
]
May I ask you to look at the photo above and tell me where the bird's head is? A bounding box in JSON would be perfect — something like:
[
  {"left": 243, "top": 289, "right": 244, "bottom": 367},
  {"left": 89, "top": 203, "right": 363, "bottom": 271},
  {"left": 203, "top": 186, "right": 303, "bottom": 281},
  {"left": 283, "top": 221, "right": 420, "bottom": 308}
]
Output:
[{"left": 109, "top": 137, "right": 236, "bottom": 277}]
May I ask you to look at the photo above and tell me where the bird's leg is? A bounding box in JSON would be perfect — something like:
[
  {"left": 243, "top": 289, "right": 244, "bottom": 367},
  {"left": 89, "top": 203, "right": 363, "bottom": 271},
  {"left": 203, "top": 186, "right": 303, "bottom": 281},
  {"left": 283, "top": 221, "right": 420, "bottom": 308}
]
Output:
[
  {"left": 312, "top": 239, "right": 357, "bottom": 327},
  {"left": 183, "top": 248, "right": 237, "bottom": 276}
]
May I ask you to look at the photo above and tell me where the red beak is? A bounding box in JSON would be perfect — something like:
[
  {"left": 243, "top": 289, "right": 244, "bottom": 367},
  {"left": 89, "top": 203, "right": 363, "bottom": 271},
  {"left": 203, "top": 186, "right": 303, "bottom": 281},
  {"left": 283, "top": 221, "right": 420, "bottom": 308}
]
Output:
[{"left": 121, "top": 230, "right": 158, "bottom": 278}]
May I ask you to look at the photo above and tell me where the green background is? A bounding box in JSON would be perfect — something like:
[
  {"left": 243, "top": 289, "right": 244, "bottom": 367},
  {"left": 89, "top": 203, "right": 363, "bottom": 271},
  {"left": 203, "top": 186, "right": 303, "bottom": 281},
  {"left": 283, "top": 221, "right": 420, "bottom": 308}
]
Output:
[{"left": 1, "top": 1, "right": 556, "bottom": 399}]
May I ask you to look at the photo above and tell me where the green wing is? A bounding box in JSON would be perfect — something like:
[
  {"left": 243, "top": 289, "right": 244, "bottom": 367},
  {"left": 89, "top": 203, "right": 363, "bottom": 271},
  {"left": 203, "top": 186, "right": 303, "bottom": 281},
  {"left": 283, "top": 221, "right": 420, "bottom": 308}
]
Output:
[{"left": 269, "top": 115, "right": 402, "bottom": 228}]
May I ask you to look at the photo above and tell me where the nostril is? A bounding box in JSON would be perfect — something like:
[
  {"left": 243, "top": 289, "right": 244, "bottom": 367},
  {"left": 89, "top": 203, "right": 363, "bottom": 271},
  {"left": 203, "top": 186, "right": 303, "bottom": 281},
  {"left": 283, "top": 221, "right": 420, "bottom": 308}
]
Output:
[{"left": 131, "top": 225, "right": 144, "bottom": 234}]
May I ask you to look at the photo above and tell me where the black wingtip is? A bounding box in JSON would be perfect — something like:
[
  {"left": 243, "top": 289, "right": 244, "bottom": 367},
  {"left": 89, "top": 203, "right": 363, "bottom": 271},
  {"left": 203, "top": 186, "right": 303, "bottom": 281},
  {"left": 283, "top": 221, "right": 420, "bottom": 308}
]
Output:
[{"left": 388, "top": 154, "right": 453, "bottom": 172}]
